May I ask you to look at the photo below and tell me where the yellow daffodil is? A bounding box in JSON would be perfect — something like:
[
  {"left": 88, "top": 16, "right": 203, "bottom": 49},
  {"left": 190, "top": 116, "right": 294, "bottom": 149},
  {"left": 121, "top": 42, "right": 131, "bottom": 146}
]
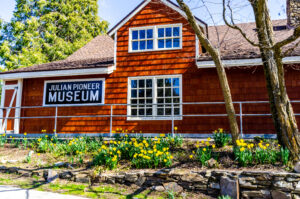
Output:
[
  {"left": 212, "top": 144, "right": 216, "bottom": 149},
  {"left": 189, "top": 155, "right": 193, "bottom": 159},
  {"left": 240, "top": 147, "right": 245, "bottom": 152},
  {"left": 174, "top": 126, "right": 178, "bottom": 131},
  {"left": 160, "top": 134, "right": 165, "bottom": 137},
  {"left": 207, "top": 138, "right": 211, "bottom": 141},
  {"left": 24, "top": 133, "right": 27, "bottom": 136},
  {"left": 203, "top": 148, "right": 207, "bottom": 152}
]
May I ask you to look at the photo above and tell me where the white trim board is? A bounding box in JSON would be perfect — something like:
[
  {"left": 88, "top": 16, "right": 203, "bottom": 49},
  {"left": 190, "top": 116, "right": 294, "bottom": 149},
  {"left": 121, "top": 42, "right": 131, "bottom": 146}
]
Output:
[
  {"left": 196, "top": 56, "right": 300, "bottom": 68},
  {"left": 0, "top": 66, "right": 115, "bottom": 81},
  {"left": 108, "top": 0, "right": 206, "bottom": 37}
]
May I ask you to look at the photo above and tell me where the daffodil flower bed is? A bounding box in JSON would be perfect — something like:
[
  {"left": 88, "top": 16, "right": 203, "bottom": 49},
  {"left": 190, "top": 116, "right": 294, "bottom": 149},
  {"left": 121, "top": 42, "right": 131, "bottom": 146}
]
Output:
[
  {"left": 0, "top": 128, "right": 292, "bottom": 171},
  {"left": 234, "top": 139, "right": 290, "bottom": 167}
]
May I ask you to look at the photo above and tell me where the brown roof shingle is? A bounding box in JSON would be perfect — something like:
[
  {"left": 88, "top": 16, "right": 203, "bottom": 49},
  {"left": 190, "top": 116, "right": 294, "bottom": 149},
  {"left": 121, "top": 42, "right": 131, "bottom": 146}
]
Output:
[
  {"left": 198, "top": 19, "right": 300, "bottom": 61},
  {"left": 1, "top": 35, "right": 114, "bottom": 74}
]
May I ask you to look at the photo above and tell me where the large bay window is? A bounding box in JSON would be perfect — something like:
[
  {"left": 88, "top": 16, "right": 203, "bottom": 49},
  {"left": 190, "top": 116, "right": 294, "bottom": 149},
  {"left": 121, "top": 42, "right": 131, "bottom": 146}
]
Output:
[
  {"left": 129, "top": 24, "right": 182, "bottom": 52},
  {"left": 128, "top": 75, "right": 182, "bottom": 120}
]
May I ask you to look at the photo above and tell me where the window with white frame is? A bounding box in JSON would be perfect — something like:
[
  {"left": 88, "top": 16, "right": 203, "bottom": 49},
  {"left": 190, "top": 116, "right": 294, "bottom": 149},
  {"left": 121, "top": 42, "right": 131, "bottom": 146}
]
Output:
[
  {"left": 129, "top": 24, "right": 182, "bottom": 52},
  {"left": 128, "top": 75, "right": 182, "bottom": 119}
]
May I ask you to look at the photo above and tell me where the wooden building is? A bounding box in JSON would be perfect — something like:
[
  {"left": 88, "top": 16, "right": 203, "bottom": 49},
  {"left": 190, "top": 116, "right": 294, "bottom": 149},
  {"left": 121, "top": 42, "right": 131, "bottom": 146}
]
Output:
[{"left": 0, "top": 0, "right": 299, "bottom": 137}]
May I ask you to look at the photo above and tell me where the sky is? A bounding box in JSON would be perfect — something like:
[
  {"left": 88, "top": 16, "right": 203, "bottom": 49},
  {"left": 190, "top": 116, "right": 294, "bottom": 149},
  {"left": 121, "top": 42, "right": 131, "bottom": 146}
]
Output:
[{"left": 0, "top": 0, "right": 288, "bottom": 28}]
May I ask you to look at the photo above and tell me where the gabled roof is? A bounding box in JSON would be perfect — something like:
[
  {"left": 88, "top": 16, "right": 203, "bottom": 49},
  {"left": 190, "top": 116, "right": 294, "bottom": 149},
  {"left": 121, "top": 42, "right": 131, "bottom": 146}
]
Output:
[
  {"left": 0, "top": 35, "right": 115, "bottom": 79},
  {"left": 198, "top": 19, "right": 300, "bottom": 62},
  {"left": 108, "top": 0, "right": 208, "bottom": 36}
]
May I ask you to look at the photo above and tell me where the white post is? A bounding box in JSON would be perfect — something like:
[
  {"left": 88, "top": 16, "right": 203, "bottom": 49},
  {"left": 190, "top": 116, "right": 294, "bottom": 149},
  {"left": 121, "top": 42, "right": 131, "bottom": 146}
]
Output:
[
  {"left": 54, "top": 106, "right": 58, "bottom": 136},
  {"left": 110, "top": 105, "right": 113, "bottom": 137},
  {"left": 239, "top": 102, "right": 243, "bottom": 138}
]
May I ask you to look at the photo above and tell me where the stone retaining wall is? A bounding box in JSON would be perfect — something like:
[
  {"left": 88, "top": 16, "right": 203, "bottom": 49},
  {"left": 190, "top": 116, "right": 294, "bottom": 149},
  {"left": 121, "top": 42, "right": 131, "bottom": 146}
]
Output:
[{"left": 1, "top": 165, "right": 300, "bottom": 199}]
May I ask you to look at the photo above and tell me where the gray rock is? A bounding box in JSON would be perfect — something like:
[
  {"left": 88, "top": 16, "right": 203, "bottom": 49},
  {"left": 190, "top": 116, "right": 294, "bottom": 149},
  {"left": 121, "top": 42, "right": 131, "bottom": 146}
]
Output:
[
  {"left": 59, "top": 171, "right": 74, "bottom": 180},
  {"left": 125, "top": 173, "right": 138, "bottom": 183},
  {"left": 293, "top": 194, "right": 300, "bottom": 199},
  {"left": 136, "top": 176, "right": 146, "bottom": 187},
  {"left": 220, "top": 176, "right": 239, "bottom": 199},
  {"left": 181, "top": 173, "right": 207, "bottom": 183},
  {"left": 207, "top": 158, "right": 217, "bottom": 168},
  {"left": 271, "top": 190, "right": 292, "bottom": 199},
  {"left": 75, "top": 174, "right": 90, "bottom": 184},
  {"left": 274, "top": 181, "right": 294, "bottom": 191},
  {"left": 18, "top": 170, "right": 30, "bottom": 177},
  {"left": 242, "top": 190, "right": 271, "bottom": 199},
  {"left": 152, "top": 185, "right": 165, "bottom": 192},
  {"left": 163, "top": 182, "right": 183, "bottom": 193},
  {"left": 106, "top": 176, "right": 115, "bottom": 184},
  {"left": 43, "top": 169, "right": 58, "bottom": 183},
  {"left": 294, "top": 162, "right": 300, "bottom": 173},
  {"left": 8, "top": 167, "right": 19, "bottom": 174},
  {"left": 54, "top": 162, "right": 66, "bottom": 167}
]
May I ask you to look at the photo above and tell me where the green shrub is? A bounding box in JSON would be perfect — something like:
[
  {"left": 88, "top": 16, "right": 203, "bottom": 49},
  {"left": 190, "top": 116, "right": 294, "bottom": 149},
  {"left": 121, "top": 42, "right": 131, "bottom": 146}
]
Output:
[
  {"left": 213, "top": 128, "right": 230, "bottom": 147},
  {"left": 218, "top": 196, "right": 232, "bottom": 199}
]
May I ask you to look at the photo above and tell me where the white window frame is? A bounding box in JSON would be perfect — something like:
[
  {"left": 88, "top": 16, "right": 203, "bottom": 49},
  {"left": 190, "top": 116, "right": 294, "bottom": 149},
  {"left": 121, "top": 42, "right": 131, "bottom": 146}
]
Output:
[
  {"left": 127, "top": 75, "right": 183, "bottom": 121},
  {"left": 129, "top": 24, "right": 183, "bottom": 53},
  {"left": 43, "top": 78, "right": 106, "bottom": 107}
]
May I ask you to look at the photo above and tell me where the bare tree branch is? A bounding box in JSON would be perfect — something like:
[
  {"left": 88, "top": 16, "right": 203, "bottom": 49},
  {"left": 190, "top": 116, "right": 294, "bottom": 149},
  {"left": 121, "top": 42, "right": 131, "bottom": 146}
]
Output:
[
  {"left": 222, "top": 0, "right": 260, "bottom": 47},
  {"left": 274, "top": 26, "right": 300, "bottom": 49},
  {"left": 283, "top": 39, "right": 300, "bottom": 57}
]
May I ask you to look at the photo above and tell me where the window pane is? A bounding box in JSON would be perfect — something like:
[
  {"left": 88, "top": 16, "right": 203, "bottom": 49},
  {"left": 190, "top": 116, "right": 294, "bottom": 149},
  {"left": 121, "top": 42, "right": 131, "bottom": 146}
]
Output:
[
  {"left": 157, "top": 79, "right": 164, "bottom": 87},
  {"left": 166, "top": 27, "right": 172, "bottom": 37},
  {"left": 174, "top": 108, "right": 180, "bottom": 115},
  {"left": 158, "top": 39, "right": 164, "bottom": 48},
  {"left": 165, "top": 78, "right": 172, "bottom": 87},
  {"left": 139, "top": 109, "right": 145, "bottom": 116},
  {"left": 173, "top": 78, "right": 179, "bottom": 87},
  {"left": 146, "top": 99, "right": 153, "bottom": 104},
  {"left": 173, "top": 88, "right": 180, "bottom": 97},
  {"left": 146, "top": 89, "right": 152, "bottom": 97},
  {"left": 147, "top": 40, "right": 153, "bottom": 49},
  {"left": 131, "top": 109, "right": 137, "bottom": 116},
  {"left": 165, "top": 88, "right": 172, "bottom": 97},
  {"left": 139, "top": 79, "right": 145, "bottom": 88},
  {"left": 131, "top": 90, "right": 137, "bottom": 98},
  {"left": 173, "top": 38, "right": 180, "bottom": 48},
  {"left": 140, "top": 41, "right": 146, "bottom": 50},
  {"left": 139, "top": 99, "right": 145, "bottom": 104},
  {"left": 139, "top": 30, "right": 145, "bottom": 39},
  {"left": 157, "top": 108, "right": 164, "bottom": 115},
  {"left": 146, "top": 79, "right": 152, "bottom": 87},
  {"left": 173, "top": 98, "right": 180, "bottom": 104},
  {"left": 165, "top": 98, "right": 171, "bottom": 103},
  {"left": 146, "top": 109, "right": 152, "bottom": 116},
  {"left": 132, "top": 30, "right": 138, "bottom": 39},
  {"left": 173, "top": 27, "right": 180, "bottom": 36},
  {"left": 157, "top": 88, "right": 164, "bottom": 97},
  {"left": 131, "top": 80, "right": 137, "bottom": 88},
  {"left": 158, "top": 28, "right": 164, "bottom": 38},
  {"left": 166, "top": 39, "right": 172, "bottom": 48},
  {"left": 147, "top": 29, "right": 153, "bottom": 38},
  {"left": 131, "top": 99, "right": 137, "bottom": 104},
  {"left": 139, "top": 89, "right": 145, "bottom": 97},
  {"left": 165, "top": 108, "right": 172, "bottom": 115},
  {"left": 132, "top": 41, "right": 139, "bottom": 50},
  {"left": 157, "top": 98, "right": 164, "bottom": 104}
]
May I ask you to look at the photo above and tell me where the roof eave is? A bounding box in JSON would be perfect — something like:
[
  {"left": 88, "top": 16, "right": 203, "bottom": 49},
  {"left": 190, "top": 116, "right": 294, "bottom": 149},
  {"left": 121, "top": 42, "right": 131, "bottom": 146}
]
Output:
[
  {"left": 196, "top": 56, "right": 300, "bottom": 68},
  {"left": 0, "top": 66, "right": 115, "bottom": 80}
]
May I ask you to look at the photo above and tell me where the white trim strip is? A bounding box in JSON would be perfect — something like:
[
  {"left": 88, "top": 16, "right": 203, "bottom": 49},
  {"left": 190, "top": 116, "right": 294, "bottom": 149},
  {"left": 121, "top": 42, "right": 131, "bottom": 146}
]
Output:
[
  {"left": 0, "top": 66, "right": 115, "bottom": 80},
  {"left": 108, "top": 0, "right": 206, "bottom": 37},
  {"left": 196, "top": 56, "right": 300, "bottom": 68},
  {"left": 14, "top": 79, "right": 23, "bottom": 134}
]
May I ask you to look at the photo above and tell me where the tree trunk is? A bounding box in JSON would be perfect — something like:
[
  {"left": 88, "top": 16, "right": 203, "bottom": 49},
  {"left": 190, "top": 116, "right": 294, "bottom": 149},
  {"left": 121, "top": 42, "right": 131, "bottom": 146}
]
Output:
[
  {"left": 251, "top": 0, "right": 300, "bottom": 160},
  {"left": 176, "top": 0, "right": 240, "bottom": 145}
]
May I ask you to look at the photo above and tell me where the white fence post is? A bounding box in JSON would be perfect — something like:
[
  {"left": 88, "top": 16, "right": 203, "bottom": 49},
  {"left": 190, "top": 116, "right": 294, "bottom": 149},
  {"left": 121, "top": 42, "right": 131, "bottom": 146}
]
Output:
[
  {"left": 110, "top": 105, "right": 113, "bottom": 137},
  {"left": 239, "top": 102, "right": 243, "bottom": 138}
]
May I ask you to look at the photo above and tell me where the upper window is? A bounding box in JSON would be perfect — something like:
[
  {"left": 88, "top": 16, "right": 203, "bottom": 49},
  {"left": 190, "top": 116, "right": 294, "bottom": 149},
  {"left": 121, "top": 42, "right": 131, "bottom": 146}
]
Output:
[
  {"left": 128, "top": 75, "right": 182, "bottom": 120},
  {"left": 129, "top": 24, "right": 182, "bottom": 52}
]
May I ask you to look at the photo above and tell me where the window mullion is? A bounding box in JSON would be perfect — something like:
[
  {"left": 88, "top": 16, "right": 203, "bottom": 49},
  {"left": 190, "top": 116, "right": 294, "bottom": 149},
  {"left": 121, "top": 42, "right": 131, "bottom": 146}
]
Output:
[{"left": 153, "top": 77, "right": 157, "bottom": 118}]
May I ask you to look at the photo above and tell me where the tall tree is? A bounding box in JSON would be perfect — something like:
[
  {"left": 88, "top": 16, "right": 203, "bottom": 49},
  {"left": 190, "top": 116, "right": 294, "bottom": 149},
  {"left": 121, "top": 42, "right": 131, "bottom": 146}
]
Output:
[
  {"left": 176, "top": 0, "right": 240, "bottom": 145},
  {"left": 223, "top": 0, "right": 300, "bottom": 160},
  {"left": 0, "top": 0, "right": 108, "bottom": 70}
]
